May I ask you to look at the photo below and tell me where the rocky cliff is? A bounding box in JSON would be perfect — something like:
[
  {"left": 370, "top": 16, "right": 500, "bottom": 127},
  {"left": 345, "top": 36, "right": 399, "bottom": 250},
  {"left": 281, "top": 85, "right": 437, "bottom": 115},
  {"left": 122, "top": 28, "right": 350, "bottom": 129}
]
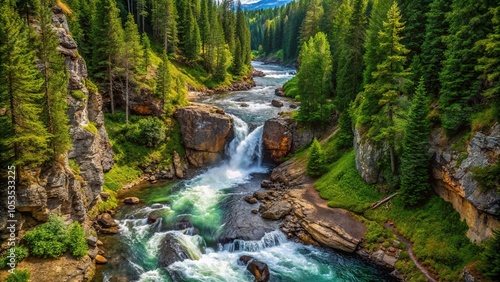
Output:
[
  {"left": 353, "top": 124, "right": 500, "bottom": 242},
  {"left": 13, "top": 6, "right": 114, "bottom": 226},
  {"left": 430, "top": 125, "right": 500, "bottom": 242},
  {"left": 262, "top": 116, "right": 325, "bottom": 163},
  {"left": 174, "top": 103, "right": 234, "bottom": 167},
  {"left": 1, "top": 7, "right": 113, "bottom": 281}
]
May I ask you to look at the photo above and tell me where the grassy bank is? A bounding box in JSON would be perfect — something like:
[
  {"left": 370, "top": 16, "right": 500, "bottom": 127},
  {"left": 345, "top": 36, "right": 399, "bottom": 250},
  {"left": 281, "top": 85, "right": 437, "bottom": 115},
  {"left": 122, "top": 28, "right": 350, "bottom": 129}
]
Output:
[
  {"left": 95, "top": 112, "right": 184, "bottom": 213},
  {"left": 293, "top": 132, "right": 484, "bottom": 281}
]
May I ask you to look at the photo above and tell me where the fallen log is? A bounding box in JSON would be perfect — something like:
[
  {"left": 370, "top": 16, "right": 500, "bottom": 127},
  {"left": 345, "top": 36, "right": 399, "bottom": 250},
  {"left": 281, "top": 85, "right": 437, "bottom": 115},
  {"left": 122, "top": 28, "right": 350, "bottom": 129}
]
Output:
[{"left": 371, "top": 192, "right": 398, "bottom": 210}]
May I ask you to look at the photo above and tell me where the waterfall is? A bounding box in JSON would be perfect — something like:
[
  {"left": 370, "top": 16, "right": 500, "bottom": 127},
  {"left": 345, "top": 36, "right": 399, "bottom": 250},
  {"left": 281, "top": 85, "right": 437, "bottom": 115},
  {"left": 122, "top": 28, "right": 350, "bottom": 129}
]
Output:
[
  {"left": 226, "top": 115, "right": 264, "bottom": 171},
  {"left": 221, "top": 231, "right": 288, "bottom": 252}
]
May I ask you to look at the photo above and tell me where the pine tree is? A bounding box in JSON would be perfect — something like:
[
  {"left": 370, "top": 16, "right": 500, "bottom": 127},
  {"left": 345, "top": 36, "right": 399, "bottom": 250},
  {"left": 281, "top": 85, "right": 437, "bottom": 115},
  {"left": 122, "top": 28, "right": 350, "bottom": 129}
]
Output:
[
  {"left": 299, "top": 0, "right": 323, "bottom": 45},
  {"left": 400, "top": 78, "right": 431, "bottom": 207},
  {"left": 151, "top": 0, "right": 177, "bottom": 53},
  {"left": 199, "top": 0, "right": 210, "bottom": 56},
  {"left": 90, "top": 0, "right": 124, "bottom": 114},
  {"left": 0, "top": 1, "right": 50, "bottom": 169},
  {"left": 481, "top": 229, "right": 500, "bottom": 280},
  {"left": 36, "top": 0, "right": 71, "bottom": 157},
  {"left": 438, "top": 0, "right": 494, "bottom": 133},
  {"left": 141, "top": 33, "right": 151, "bottom": 72},
  {"left": 354, "top": 2, "right": 411, "bottom": 174},
  {"left": 233, "top": 2, "right": 251, "bottom": 75},
  {"left": 307, "top": 138, "right": 328, "bottom": 177},
  {"left": 156, "top": 50, "right": 172, "bottom": 115},
  {"left": 336, "top": 0, "right": 366, "bottom": 111},
  {"left": 296, "top": 32, "right": 332, "bottom": 123},
  {"left": 476, "top": 6, "right": 500, "bottom": 119},
  {"left": 420, "top": 0, "right": 450, "bottom": 97},
  {"left": 123, "top": 13, "right": 144, "bottom": 125}
]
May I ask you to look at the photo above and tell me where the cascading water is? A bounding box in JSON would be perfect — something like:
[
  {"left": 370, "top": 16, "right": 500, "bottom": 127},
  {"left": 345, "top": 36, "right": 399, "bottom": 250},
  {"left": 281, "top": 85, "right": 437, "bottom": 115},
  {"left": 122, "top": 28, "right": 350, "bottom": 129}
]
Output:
[{"left": 97, "top": 62, "right": 395, "bottom": 282}]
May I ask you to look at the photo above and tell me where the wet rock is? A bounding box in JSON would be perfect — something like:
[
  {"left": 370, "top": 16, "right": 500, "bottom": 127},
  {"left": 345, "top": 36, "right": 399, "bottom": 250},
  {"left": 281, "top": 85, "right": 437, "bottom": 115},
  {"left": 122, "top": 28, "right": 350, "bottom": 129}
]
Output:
[
  {"left": 99, "top": 227, "right": 119, "bottom": 234},
  {"left": 239, "top": 256, "right": 270, "bottom": 282},
  {"left": 244, "top": 196, "right": 258, "bottom": 204},
  {"left": 240, "top": 103, "right": 250, "bottom": 107},
  {"left": 261, "top": 201, "right": 291, "bottom": 220},
  {"left": 159, "top": 233, "right": 201, "bottom": 267},
  {"left": 251, "top": 209, "right": 259, "bottom": 214},
  {"left": 260, "top": 180, "right": 273, "bottom": 189},
  {"left": 87, "top": 247, "right": 98, "bottom": 259},
  {"left": 175, "top": 104, "right": 233, "bottom": 167},
  {"left": 275, "top": 88, "right": 285, "bottom": 97},
  {"left": 97, "top": 213, "right": 118, "bottom": 228},
  {"left": 252, "top": 69, "right": 266, "bottom": 77},
  {"left": 289, "top": 104, "right": 298, "bottom": 109},
  {"left": 95, "top": 255, "right": 107, "bottom": 264},
  {"left": 271, "top": 100, "right": 283, "bottom": 107},
  {"left": 147, "top": 210, "right": 164, "bottom": 224},
  {"left": 123, "top": 197, "right": 140, "bottom": 205}
]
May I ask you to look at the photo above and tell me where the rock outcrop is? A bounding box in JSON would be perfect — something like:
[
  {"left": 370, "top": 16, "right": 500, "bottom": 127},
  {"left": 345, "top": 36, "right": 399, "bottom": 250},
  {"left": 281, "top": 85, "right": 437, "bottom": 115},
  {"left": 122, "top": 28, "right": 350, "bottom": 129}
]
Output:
[
  {"left": 430, "top": 125, "right": 500, "bottom": 242},
  {"left": 175, "top": 104, "right": 234, "bottom": 167},
  {"left": 353, "top": 128, "right": 384, "bottom": 184},
  {"left": 262, "top": 116, "right": 325, "bottom": 163},
  {"left": 9, "top": 6, "right": 113, "bottom": 228},
  {"left": 159, "top": 232, "right": 203, "bottom": 267}
]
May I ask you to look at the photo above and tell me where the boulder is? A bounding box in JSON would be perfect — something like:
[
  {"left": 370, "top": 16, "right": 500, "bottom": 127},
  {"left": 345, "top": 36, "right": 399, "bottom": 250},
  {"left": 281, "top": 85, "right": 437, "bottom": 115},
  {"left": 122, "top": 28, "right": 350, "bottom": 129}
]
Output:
[
  {"left": 97, "top": 213, "right": 118, "bottom": 228},
  {"left": 175, "top": 104, "right": 233, "bottom": 167},
  {"left": 244, "top": 196, "right": 258, "bottom": 204},
  {"left": 100, "top": 192, "right": 110, "bottom": 201},
  {"left": 239, "top": 256, "right": 270, "bottom": 282},
  {"left": 123, "top": 197, "right": 140, "bottom": 205},
  {"left": 252, "top": 69, "right": 266, "bottom": 77},
  {"left": 158, "top": 233, "right": 202, "bottom": 267},
  {"left": 86, "top": 236, "right": 98, "bottom": 247},
  {"left": 147, "top": 210, "right": 164, "bottom": 224},
  {"left": 99, "top": 227, "right": 119, "bottom": 234},
  {"left": 261, "top": 201, "right": 291, "bottom": 220},
  {"left": 289, "top": 104, "right": 298, "bottom": 109},
  {"left": 271, "top": 100, "right": 283, "bottom": 107},
  {"left": 95, "top": 255, "right": 107, "bottom": 264},
  {"left": 240, "top": 103, "right": 250, "bottom": 107},
  {"left": 274, "top": 88, "right": 285, "bottom": 97}
]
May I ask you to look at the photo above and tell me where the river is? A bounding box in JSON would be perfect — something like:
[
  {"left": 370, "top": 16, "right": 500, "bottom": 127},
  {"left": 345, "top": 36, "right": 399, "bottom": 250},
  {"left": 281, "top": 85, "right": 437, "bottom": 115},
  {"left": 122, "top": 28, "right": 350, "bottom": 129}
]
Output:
[{"left": 95, "top": 61, "right": 395, "bottom": 282}]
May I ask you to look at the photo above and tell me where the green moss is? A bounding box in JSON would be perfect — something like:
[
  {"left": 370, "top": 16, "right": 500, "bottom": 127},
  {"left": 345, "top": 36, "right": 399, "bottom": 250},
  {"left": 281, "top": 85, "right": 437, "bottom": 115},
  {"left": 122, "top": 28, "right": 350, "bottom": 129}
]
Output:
[
  {"left": 70, "top": 89, "right": 87, "bottom": 100},
  {"left": 83, "top": 122, "right": 98, "bottom": 135},
  {"left": 0, "top": 246, "right": 28, "bottom": 269},
  {"left": 68, "top": 159, "right": 80, "bottom": 175},
  {"left": 471, "top": 162, "right": 500, "bottom": 193},
  {"left": 84, "top": 78, "right": 98, "bottom": 94}
]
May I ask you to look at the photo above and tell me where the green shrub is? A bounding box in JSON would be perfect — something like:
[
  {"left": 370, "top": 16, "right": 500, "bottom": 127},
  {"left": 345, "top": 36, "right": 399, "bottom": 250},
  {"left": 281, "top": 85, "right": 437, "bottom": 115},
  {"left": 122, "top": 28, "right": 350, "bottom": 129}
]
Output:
[
  {"left": 70, "top": 90, "right": 87, "bottom": 100},
  {"left": 23, "top": 216, "right": 68, "bottom": 258},
  {"left": 471, "top": 162, "right": 500, "bottom": 193},
  {"left": 307, "top": 138, "right": 328, "bottom": 177},
  {"left": 5, "top": 269, "right": 30, "bottom": 282},
  {"left": 69, "top": 159, "right": 80, "bottom": 175},
  {"left": 67, "top": 222, "right": 88, "bottom": 258},
  {"left": 0, "top": 246, "right": 28, "bottom": 269},
  {"left": 126, "top": 117, "right": 166, "bottom": 147}
]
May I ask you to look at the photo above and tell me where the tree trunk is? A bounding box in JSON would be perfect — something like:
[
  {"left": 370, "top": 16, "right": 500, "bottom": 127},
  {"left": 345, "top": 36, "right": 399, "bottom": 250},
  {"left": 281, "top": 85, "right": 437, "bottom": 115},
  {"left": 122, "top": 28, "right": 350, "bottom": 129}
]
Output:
[
  {"left": 109, "top": 56, "right": 114, "bottom": 114},
  {"left": 125, "top": 50, "right": 129, "bottom": 125}
]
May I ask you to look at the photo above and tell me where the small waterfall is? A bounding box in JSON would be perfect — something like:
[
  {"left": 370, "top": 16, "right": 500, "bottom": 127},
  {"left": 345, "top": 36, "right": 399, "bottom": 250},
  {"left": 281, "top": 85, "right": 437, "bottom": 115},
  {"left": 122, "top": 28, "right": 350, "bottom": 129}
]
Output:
[
  {"left": 221, "top": 231, "right": 288, "bottom": 252},
  {"left": 227, "top": 115, "right": 249, "bottom": 156}
]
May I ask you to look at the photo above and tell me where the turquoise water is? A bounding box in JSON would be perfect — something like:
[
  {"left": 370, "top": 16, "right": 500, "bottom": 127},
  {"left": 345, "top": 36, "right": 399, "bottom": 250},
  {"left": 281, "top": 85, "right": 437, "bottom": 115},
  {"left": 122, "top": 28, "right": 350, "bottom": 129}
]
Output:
[{"left": 96, "top": 62, "right": 396, "bottom": 282}]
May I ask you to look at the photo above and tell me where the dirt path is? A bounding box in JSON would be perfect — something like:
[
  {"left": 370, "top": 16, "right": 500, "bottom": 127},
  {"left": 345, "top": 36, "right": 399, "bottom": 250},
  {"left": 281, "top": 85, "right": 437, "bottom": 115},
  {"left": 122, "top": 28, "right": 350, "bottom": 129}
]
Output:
[{"left": 384, "top": 223, "right": 437, "bottom": 282}]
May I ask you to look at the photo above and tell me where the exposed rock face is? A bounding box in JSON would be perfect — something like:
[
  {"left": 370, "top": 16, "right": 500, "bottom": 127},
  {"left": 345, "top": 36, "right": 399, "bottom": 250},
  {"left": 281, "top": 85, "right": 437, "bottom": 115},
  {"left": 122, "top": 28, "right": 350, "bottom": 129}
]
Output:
[
  {"left": 261, "top": 201, "right": 291, "bottom": 220},
  {"left": 353, "top": 128, "right": 384, "bottom": 184},
  {"left": 262, "top": 116, "right": 324, "bottom": 163},
  {"left": 175, "top": 104, "right": 234, "bottom": 167},
  {"left": 11, "top": 8, "right": 114, "bottom": 227},
  {"left": 270, "top": 154, "right": 310, "bottom": 188},
  {"left": 430, "top": 125, "right": 500, "bottom": 242}
]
